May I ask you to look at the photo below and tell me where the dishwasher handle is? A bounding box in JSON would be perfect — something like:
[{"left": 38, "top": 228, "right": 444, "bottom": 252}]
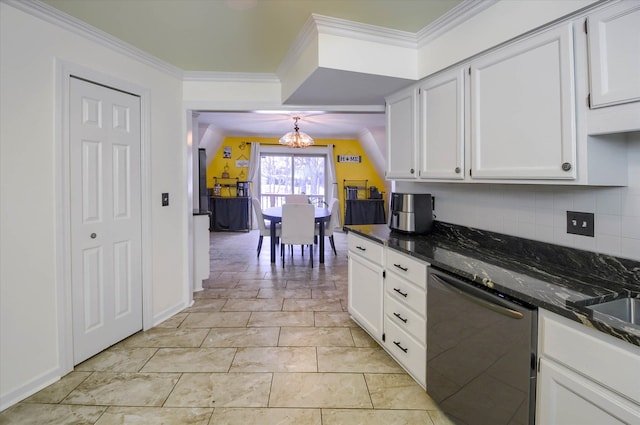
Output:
[{"left": 430, "top": 273, "right": 524, "bottom": 320}]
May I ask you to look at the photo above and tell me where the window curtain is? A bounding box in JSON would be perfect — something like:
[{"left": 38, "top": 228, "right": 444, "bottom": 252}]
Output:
[
  {"left": 247, "top": 142, "right": 261, "bottom": 192},
  {"left": 326, "top": 144, "right": 341, "bottom": 228},
  {"left": 247, "top": 142, "right": 261, "bottom": 229}
]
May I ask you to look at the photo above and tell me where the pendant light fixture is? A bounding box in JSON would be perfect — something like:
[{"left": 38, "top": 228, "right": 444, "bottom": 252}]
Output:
[{"left": 279, "top": 116, "right": 314, "bottom": 148}]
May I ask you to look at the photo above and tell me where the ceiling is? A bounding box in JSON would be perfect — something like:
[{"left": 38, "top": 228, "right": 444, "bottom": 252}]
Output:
[
  {"left": 41, "top": 0, "right": 463, "bottom": 73},
  {"left": 40, "top": 0, "right": 463, "bottom": 140},
  {"left": 198, "top": 111, "right": 386, "bottom": 140}
]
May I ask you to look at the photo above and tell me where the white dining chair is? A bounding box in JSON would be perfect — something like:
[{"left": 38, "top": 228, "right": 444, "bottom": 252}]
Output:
[
  {"left": 315, "top": 197, "right": 339, "bottom": 255},
  {"left": 251, "top": 197, "right": 280, "bottom": 256},
  {"left": 280, "top": 203, "right": 315, "bottom": 268},
  {"left": 285, "top": 194, "right": 308, "bottom": 204}
]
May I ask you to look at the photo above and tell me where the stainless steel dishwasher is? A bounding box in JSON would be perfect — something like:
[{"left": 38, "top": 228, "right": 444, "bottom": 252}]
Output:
[{"left": 427, "top": 268, "right": 537, "bottom": 425}]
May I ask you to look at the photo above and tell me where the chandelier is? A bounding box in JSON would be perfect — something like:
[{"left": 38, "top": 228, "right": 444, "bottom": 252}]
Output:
[{"left": 279, "top": 117, "right": 314, "bottom": 148}]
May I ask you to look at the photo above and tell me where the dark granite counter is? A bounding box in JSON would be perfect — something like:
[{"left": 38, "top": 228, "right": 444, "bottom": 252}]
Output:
[{"left": 346, "top": 222, "right": 640, "bottom": 347}]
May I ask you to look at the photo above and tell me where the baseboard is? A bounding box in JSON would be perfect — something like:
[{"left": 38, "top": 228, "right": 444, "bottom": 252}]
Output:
[
  {"left": 152, "top": 301, "right": 188, "bottom": 327},
  {"left": 0, "top": 366, "right": 62, "bottom": 411}
]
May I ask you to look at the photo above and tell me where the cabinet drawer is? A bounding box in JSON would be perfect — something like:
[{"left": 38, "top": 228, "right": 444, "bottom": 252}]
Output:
[
  {"left": 348, "top": 233, "right": 384, "bottom": 264},
  {"left": 385, "top": 293, "right": 426, "bottom": 343},
  {"left": 385, "top": 249, "right": 428, "bottom": 287},
  {"left": 385, "top": 271, "right": 426, "bottom": 316},
  {"left": 384, "top": 317, "right": 426, "bottom": 388},
  {"left": 539, "top": 309, "right": 640, "bottom": 402}
]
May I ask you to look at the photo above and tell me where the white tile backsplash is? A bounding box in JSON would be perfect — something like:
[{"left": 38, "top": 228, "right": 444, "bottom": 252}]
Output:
[
  {"left": 395, "top": 133, "right": 640, "bottom": 261},
  {"left": 597, "top": 214, "right": 621, "bottom": 237},
  {"left": 621, "top": 237, "right": 640, "bottom": 259},
  {"left": 596, "top": 234, "right": 621, "bottom": 256},
  {"left": 596, "top": 189, "right": 622, "bottom": 215},
  {"left": 622, "top": 193, "right": 640, "bottom": 217}
]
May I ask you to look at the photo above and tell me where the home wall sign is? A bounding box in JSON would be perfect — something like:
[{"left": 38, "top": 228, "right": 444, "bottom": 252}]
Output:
[
  {"left": 236, "top": 153, "right": 249, "bottom": 168},
  {"left": 337, "top": 155, "right": 361, "bottom": 163}
]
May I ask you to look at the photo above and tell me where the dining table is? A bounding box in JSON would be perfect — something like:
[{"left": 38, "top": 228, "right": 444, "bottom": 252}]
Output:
[{"left": 262, "top": 206, "right": 332, "bottom": 264}]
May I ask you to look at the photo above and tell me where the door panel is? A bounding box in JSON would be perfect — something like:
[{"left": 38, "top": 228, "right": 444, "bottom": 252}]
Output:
[
  {"left": 113, "top": 144, "right": 131, "bottom": 219},
  {"left": 82, "top": 247, "right": 103, "bottom": 332},
  {"left": 82, "top": 140, "right": 102, "bottom": 222},
  {"left": 70, "top": 77, "right": 142, "bottom": 364}
]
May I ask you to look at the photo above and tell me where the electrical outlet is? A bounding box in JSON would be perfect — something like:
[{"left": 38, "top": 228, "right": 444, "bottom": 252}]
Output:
[
  {"left": 162, "top": 193, "right": 169, "bottom": 206},
  {"left": 566, "top": 211, "right": 594, "bottom": 237}
]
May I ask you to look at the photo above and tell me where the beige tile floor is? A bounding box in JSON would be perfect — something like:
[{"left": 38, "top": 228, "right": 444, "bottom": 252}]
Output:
[{"left": 0, "top": 230, "right": 453, "bottom": 425}]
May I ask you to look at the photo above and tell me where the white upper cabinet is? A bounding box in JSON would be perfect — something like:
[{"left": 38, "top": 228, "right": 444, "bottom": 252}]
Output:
[
  {"left": 587, "top": 1, "right": 640, "bottom": 108},
  {"left": 418, "top": 67, "right": 465, "bottom": 180},
  {"left": 386, "top": 87, "right": 419, "bottom": 179},
  {"left": 384, "top": 2, "right": 630, "bottom": 186},
  {"left": 470, "top": 23, "right": 577, "bottom": 180}
]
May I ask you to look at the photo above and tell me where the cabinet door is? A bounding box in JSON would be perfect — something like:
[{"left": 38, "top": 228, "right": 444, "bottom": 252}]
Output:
[
  {"left": 418, "top": 67, "right": 465, "bottom": 179},
  {"left": 470, "top": 24, "right": 576, "bottom": 180},
  {"left": 386, "top": 87, "right": 419, "bottom": 179},
  {"left": 348, "top": 253, "right": 384, "bottom": 341},
  {"left": 537, "top": 358, "right": 640, "bottom": 425},
  {"left": 587, "top": 1, "right": 640, "bottom": 108}
]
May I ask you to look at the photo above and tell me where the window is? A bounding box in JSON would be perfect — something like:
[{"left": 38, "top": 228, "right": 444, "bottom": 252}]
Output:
[{"left": 259, "top": 153, "right": 326, "bottom": 207}]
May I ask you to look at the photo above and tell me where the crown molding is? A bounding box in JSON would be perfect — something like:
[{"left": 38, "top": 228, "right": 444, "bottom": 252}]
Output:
[
  {"left": 276, "top": 13, "right": 321, "bottom": 78},
  {"left": 277, "top": 13, "right": 417, "bottom": 79},
  {"left": 277, "top": 3, "right": 494, "bottom": 81},
  {"left": 183, "top": 72, "right": 280, "bottom": 83},
  {"left": 3, "top": 0, "right": 184, "bottom": 79},
  {"left": 416, "top": 0, "right": 498, "bottom": 47},
  {"left": 311, "top": 13, "right": 418, "bottom": 48}
]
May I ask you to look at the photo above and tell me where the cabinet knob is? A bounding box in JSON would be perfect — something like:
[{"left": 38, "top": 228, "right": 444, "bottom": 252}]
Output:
[
  {"left": 90, "top": 233, "right": 97, "bottom": 239},
  {"left": 410, "top": 168, "right": 414, "bottom": 174},
  {"left": 562, "top": 162, "right": 572, "bottom": 171},
  {"left": 455, "top": 167, "right": 461, "bottom": 174}
]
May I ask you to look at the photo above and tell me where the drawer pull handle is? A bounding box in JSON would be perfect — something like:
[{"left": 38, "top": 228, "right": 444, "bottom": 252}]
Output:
[
  {"left": 393, "top": 312, "right": 408, "bottom": 323},
  {"left": 356, "top": 246, "right": 367, "bottom": 251},
  {"left": 393, "top": 341, "right": 408, "bottom": 353},
  {"left": 393, "top": 288, "right": 408, "bottom": 297},
  {"left": 394, "top": 263, "right": 408, "bottom": 272}
]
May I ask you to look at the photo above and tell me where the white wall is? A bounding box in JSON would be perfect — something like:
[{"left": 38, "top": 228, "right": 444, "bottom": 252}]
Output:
[
  {"left": 397, "top": 134, "right": 640, "bottom": 262},
  {"left": 0, "top": 3, "right": 188, "bottom": 407},
  {"left": 418, "top": 0, "right": 597, "bottom": 78}
]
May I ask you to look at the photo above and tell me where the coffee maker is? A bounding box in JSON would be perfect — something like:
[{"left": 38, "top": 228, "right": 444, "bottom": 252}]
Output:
[
  {"left": 389, "top": 193, "right": 433, "bottom": 234},
  {"left": 236, "top": 181, "right": 249, "bottom": 197}
]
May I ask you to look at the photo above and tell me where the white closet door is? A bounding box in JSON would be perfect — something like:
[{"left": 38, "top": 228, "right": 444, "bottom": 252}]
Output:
[{"left": 70, "top": 77, "right": 142, "bottom": 364}]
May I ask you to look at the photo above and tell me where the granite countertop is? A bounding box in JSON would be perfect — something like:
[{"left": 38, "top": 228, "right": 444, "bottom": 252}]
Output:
[{"left": 345, "top": 222, "right": 640, "bottom": 347}]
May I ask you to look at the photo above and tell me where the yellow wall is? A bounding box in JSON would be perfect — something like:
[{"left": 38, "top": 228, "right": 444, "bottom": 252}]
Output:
[{"left": 207, "top": 136, "right": 386, "bottom": 221}]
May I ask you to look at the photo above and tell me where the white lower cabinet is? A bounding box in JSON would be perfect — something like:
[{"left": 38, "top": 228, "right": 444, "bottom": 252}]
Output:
[
  {"left": 347, "top": 233, "right": 384, "bottom": 342},
  {"left": 537, "top": 358, "right": 640, "bottom": 425},
  {"left": 536, "top": 309, "right": 640, "bottom": 424},
  {"left": 383, "top": 248, "right": 428, "bottom": 388},
  {"left": 347, "top": 233, "right": 429, "bottom": 388},
  {"left": 384, "top": 317, "right": 426, "bottom": 388}
]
